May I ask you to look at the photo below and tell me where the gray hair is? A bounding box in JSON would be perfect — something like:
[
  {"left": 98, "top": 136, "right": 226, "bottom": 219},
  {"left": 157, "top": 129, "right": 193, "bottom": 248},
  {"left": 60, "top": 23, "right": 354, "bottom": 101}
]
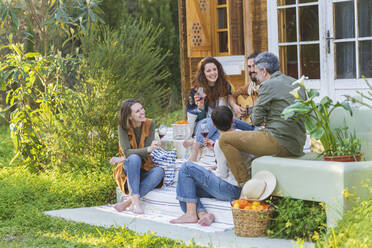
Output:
[{"left": 254, "top": 52, "right": 280, "bottom": 74}]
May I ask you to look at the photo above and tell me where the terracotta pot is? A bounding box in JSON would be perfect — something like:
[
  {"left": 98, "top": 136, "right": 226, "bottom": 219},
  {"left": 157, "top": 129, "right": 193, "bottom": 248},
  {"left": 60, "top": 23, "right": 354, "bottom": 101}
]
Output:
[{"left": 323, "top": 154, "right": 362, "bottom": 162}]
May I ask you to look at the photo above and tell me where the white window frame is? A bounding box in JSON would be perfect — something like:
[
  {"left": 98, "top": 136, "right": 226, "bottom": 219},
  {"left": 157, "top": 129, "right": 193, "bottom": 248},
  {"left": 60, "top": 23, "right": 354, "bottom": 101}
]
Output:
[{"left": 267, "top": 0, "right": 372, "bottom": 100}]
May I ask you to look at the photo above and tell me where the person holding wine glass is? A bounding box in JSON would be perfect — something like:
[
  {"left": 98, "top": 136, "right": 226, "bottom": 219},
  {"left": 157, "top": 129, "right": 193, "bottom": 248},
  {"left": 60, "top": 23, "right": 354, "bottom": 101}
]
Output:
[
  {"left": 170, "top": 106, "right": 243, "bottom": 226},
  {"left": 158, "top": 124, "right": 167, "bottom": 140},
  {"left": 199, "top": 122, "right": 209, "bottom": 139},
  {"left": 185, "top": 57, "right": 254, "bottom": 161},
  {"left": 110, "top": 98, "right": 164, "bottom": 214}
]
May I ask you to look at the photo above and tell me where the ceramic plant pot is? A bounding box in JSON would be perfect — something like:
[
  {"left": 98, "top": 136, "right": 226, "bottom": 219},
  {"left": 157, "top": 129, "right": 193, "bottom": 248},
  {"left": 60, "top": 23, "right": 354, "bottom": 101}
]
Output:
[{"left": 323, "top": 153, "right": 362, "bottom": 162}]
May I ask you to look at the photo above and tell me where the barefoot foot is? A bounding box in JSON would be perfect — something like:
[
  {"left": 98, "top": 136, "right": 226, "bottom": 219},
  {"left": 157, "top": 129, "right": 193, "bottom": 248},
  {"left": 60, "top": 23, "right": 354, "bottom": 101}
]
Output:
[
  {"left": 130, "top": 203, "right": 144, "bottom": 214},
  {"left": 113, "top": 199, "right": 132, "bottom": 212},
  {"left": 170, "top": 214, "right": 198, "bottom": 224},
  {"left": 197, "top": 213, "right": 215, "bottom": 226},
  {"left": 129, "top": 197, "right": 144, "bottom": 214}
]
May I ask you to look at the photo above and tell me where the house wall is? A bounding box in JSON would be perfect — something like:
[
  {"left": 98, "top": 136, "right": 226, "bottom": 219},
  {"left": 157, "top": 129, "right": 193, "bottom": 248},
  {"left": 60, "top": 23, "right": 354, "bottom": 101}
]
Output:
[
  {"left": 178, "top": 0, "right": 191, "bottom": 113},
  {"left": 179, "top": 0, "right": 269, "bottom": 110},
  {"left": 244, "top": 0, "right": 268, "bottom": 56}
]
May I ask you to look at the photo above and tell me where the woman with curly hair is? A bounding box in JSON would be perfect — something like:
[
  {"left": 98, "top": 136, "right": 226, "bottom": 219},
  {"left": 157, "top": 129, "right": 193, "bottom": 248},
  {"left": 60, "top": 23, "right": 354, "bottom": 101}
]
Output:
[{"left": 185, "top": 57, "right": 253, "bottom": 161}]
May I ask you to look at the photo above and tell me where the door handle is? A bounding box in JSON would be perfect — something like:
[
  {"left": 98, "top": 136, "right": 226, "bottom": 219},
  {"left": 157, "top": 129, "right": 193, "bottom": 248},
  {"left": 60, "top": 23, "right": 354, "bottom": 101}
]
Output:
[{"left": 326, "top": 30, "right": 334, "bottom": 54}]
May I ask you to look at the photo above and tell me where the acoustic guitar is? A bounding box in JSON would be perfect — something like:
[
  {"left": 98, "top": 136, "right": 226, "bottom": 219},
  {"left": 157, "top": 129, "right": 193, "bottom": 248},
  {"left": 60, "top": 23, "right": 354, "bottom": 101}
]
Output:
[{"left": 236, "top": 94, "right": 257, "bottom": 125}]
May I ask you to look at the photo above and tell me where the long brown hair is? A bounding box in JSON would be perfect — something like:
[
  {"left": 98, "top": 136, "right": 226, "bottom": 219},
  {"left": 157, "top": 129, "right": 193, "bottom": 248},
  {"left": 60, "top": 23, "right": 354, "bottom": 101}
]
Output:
[
  {"left": 119, "top": 98, "right": 141, "bottom": 131},
  {"left": 195, "top": 57, "right": 229, "bottom": 106}
]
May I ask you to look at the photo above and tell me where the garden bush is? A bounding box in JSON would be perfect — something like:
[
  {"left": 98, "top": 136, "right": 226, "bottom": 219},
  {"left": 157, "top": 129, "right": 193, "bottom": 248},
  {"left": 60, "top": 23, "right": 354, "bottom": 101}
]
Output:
[
  {"left": 0, "top": 43, "right": 73, "bottom": 171},
  {"left": 43, "top": 19, "right": 171, "bottom": 171},
  {"left": 1, "top": 17, "right": 172, "bottom": 172},
  {"left": 0, "top": 125, "right": 14, "bottom": 168},
  {"left": 136, "top": 0, "right": 181, "bottom": 109},
  {"left": 267, "top": 196, "right": 327, "bottom": 241},
  {"left": 0, "top": 0, "right": 104, "bottom": 55},
  {"left": 315, "top": 184, "right": 372, "bottom": 248}
]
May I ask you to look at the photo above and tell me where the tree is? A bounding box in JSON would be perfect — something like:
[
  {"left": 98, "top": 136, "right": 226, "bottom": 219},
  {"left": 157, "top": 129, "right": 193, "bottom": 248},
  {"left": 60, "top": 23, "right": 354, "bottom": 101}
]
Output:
[
  {"left": 136, "top": 0, "right": 180, "bottom": 110},
  {"left": 0, "top": 43, "right": 71, "bottom": 170},
  {"left": 0, "top": 0, "right": 104, "bottom": 55}
]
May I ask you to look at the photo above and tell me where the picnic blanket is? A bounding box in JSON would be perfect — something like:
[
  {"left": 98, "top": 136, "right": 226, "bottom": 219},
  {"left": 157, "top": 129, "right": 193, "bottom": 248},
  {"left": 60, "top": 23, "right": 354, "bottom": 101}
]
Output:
[{"left": 113, "top": 158, "right": 235, "bottom": 232}]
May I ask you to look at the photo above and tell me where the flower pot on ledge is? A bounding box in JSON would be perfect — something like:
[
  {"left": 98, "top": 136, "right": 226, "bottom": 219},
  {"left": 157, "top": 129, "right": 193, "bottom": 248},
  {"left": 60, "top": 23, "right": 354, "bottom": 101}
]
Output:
[{"left": 323, "top": 153, "right": 362, "bottom": 162}]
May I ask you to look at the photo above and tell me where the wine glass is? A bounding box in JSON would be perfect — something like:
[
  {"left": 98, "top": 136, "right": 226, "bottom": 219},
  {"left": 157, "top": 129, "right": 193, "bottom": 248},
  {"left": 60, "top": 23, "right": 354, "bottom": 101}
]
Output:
[
  {"left": 158, "top": 124, "right": 167, "bottom": 140},
  {"left": 200, "top": 122, "right": 209, "bottom": 139},
  {"left": 196, "top": 87, "right": 206, "bottom": 113},
  {"left": 197, "top": 87, "right": 206, "bottom": 100}
]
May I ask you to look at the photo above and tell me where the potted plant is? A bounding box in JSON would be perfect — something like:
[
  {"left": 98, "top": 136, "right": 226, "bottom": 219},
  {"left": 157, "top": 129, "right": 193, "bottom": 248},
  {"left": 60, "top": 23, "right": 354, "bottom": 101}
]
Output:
[
  {"left": 323, "top": 126, "right": 362, "bottom": 161},
  {"left": 281, "top": 76, "right": 362, "bottom": 162}
]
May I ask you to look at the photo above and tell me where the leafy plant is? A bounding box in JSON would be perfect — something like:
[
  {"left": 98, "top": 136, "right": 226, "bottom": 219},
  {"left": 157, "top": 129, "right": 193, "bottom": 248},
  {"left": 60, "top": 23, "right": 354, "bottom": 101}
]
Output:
[
  {"left": 281, "top": 76, "right": 354, "bottom": 156},
  {"left": 0, "top": 124, "right": 15, "bottom": 168},
  {"left": 41, "top": 19, "right": 171, "bottom": 171},
  {"left": 315, "top": 183, "right": 372, "bottom": 248},
  {"left": 136, "top": 0, "right": 181, "bottom": 110},
  {"left": 345, "top": 76, "right": 372, "bottom": 109},
  {"left": 267, "top": 196, "right": 327, "bottom": 241},
  {"left": 332, "top": 126, "right": 362, "bottom": 158},
  {"left": 0, "top": 43, "right": 72, "bottom": 170},
  {"left": 0, "top": 0, "right": 104, "bottom": 55}
]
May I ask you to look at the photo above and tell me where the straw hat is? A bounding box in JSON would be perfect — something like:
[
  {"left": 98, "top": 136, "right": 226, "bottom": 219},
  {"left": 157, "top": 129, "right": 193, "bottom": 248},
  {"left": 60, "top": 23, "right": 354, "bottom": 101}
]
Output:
[{"left": 241, "top": 170, "right": 277, "bottom": 201}]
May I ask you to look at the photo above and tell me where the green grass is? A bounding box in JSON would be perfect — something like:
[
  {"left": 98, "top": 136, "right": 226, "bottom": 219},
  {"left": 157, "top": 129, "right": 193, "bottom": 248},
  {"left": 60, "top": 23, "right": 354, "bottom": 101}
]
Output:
[{"left": 0, "top": 122, "right": 203, "bottom": 248}]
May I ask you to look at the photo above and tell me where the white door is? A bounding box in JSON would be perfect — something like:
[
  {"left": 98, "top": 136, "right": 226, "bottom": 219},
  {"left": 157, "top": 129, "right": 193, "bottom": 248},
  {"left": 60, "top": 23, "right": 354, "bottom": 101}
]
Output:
[{"left": 267, "top": 0, "right": 372, "bottom": 100}]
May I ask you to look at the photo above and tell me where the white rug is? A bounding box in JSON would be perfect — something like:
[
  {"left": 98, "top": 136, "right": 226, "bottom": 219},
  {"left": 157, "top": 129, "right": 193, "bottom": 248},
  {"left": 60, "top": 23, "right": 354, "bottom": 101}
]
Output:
[
  {"left": 98, "top": 205, "right": 233, "bottom": 233},
  {"left": 112, "top": 158, "right": 234, "bottom": 233}
]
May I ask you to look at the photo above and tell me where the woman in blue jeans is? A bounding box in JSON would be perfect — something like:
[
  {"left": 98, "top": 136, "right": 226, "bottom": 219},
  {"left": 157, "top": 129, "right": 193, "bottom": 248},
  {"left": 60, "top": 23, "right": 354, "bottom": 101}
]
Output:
[
  {"left": 171, "top": 106, "right": 242, "bottom": 226},
  {"left": 110, "top": 98, "right": 164, "bottom": 214},
  {"left": 170, "top": 162, "right": 241, "bottom": 226}
]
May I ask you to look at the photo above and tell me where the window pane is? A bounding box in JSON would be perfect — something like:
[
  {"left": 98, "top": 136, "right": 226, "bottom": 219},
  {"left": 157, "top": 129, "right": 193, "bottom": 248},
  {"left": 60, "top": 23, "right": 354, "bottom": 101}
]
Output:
[
  {"left": 359, "top": 40, "right": 372, "bottom": 78},
  {"left": 299, "top": 0, "right": 317, "bottom": 3},
  {"left": 301, "top": 44, "right": 320, "bottom": 79},
  {"left": 280, "top": 45, "right": 298, "bottom": 78},
  {"left": 218, "top": 8, "right": 227, "bottom": 29},
  {"left": 218, "top": 32, "right": 228, "bottom": 53},
  {"left": 299, "top": 5, "right": 319, "bottom": 41},
  {"left": 358, "top": 0, "right": 372, "bottom": 37},
  {"left": 218, "top": 0, "right": 226, "bottom": 4},
  {"left": 277, "top": 0, "right": 295, "bottom": 6},
  {"left": 334, "top": 1, "right": 355, "bottom": 39},
  {"left": 335, "top": 42, "right": 356, "bottom": 79},
  {"left": 278, "top": 8, "right": 297, "bottom": 42}
]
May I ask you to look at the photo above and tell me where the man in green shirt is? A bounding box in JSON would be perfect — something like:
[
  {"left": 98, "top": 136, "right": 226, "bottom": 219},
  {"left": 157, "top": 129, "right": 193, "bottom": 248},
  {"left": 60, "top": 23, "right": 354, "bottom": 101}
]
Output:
[{"left": 219, "top": 52, "right": 306, "bottom": 187}]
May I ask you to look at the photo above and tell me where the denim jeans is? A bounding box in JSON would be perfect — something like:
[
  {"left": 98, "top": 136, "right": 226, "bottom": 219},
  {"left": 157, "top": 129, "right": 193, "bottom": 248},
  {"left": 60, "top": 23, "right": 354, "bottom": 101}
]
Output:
[
  {"left": 176, "top": 162, "right": 241, "bottom": 214},
  {"left": 124, "top": 154, "right": 164, "bottom": 197},
  {"left": 195, "top": 117, "right": 254, "bottom": 145}
]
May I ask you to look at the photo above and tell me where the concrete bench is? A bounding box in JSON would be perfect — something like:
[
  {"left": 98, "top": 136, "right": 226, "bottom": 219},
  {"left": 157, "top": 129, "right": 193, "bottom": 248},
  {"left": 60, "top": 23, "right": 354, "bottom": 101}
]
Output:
[{"left": 252, "top": 106, "right": 372, "bottom": 227}]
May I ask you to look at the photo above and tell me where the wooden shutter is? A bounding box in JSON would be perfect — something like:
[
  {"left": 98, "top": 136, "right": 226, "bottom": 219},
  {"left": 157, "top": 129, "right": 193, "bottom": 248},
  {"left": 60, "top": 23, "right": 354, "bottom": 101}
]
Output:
[{"left": 186, "top": 0, "right": 212, "bottom": 57}]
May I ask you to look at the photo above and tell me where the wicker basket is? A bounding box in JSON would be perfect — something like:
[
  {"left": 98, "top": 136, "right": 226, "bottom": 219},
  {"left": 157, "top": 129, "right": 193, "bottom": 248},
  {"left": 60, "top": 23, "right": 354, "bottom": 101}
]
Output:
[{"left": 231, "top": 207, "right": 274, "bottom": 237}]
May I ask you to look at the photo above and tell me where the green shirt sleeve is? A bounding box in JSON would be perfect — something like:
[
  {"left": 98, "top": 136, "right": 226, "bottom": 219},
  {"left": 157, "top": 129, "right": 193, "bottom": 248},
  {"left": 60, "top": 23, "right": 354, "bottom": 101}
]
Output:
[
  {"left": 118, "top": 121, "right": 155, "bottom": 159},
  {"left": 251, "top": 83, "right": 272, "bottom": 126}
]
